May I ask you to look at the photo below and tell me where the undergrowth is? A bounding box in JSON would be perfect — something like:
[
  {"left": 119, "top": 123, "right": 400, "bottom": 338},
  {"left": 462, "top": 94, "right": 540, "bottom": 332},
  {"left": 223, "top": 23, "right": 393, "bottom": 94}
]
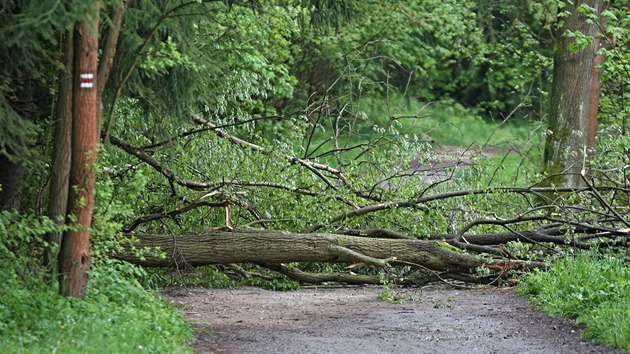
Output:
[
  {"left": 359, "top": 96, "right": 542, "bottom": 148},
  {"left": 517, "top": 254, "right": 630, "bottom": 351},
  {"left": 0, "top": 211, "right": 194, "bottom": 353}
]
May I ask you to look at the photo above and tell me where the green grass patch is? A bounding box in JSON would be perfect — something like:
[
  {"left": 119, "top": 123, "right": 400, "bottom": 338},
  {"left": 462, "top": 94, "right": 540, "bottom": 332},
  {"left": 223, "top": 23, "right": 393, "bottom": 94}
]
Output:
[
  {"left": 459, "top": 149, "right": 543, "bottom": 187},
  {"left": 517, "top": 254, "right": 630, "bottom": 351},
  {"left": 0, "top": 261, "right": 194, "bottom": 353},
  {"left": 359, "top": 95, "right": 541, "bottom": 147},
  {"left": 303, "top": 95, "right": 544, "bottom": 174},
  {"left": 0, "top": 211, "right": 194, "bottom": 353}
]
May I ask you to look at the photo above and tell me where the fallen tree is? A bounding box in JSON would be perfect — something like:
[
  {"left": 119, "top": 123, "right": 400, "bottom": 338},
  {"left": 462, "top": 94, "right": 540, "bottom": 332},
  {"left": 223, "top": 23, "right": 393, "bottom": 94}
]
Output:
[
  {"left": 117, "top": 230, "right": 544, "bottom": 271},
  {"left": 115, "top": 221, "right": 628, "bottom": 286},
  {"left": 107, "top": 115, "right": 629, "bottom": 287}
]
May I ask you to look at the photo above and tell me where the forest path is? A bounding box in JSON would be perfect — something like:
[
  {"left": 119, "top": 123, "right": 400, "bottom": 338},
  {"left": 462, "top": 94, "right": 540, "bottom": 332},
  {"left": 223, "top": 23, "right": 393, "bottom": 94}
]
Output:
[{"left": 166, "top": 286, "right": 622, "bottom": 354}]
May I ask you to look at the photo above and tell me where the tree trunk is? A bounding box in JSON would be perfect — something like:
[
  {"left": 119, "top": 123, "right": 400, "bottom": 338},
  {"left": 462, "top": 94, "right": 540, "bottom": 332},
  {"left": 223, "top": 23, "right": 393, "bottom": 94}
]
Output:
[
  {"left": 97, "top": 0, "right": 128, "bottom": 138},
  {"left": 116, "top": 230, "right": 542, "bottom": 274},
  {"left": 58, "top": 2, "right": 100, "bottom": 298},
  {"left": 45, "top": 31, "right": 74, "bottom": 272},
  {"left": 586, "top": 35, "right": 606, "bottom": 149},
  {"left": 543, "top": 0, "right": 606, "bottom": 187}
]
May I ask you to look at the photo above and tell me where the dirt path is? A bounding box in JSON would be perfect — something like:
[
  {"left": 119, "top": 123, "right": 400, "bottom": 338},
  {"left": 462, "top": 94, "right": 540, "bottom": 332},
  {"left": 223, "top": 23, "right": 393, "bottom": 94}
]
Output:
[{"left": 166, "top": 286, "right": 623, "bottom": 354}]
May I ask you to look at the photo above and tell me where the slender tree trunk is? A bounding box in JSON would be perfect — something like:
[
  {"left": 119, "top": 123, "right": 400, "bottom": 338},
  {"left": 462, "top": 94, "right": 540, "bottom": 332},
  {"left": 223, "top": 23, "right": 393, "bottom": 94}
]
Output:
[
  {"left": 586, "top": 36, "right": 606, "bottom": 149},
  {"left": 59, "top": 2, "right": 100, "bottom": 298},
  {"left": 45, "top": 31, "right": 74, "bottom": 273},
  {"left": 543, "top": 0, "right": 607, "bottom": 187},
  {"left": 97, "top": 0, "right": 128, "bottom": 138}
]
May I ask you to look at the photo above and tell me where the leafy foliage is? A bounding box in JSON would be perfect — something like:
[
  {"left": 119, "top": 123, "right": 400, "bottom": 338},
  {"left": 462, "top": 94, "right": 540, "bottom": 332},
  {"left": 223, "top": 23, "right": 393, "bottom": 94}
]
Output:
[
  {"left": 2, "top": 0, "right": 630, "bottom": 351},
  {"left": 0, "top": 211, "right": 193, "bottom": 353},
  {"left": 0, "top": 1, "right": 87, "bottom": 160},
  {"left": 518, "top": 254, "right": 630, "bottom": 350},
  {"left": 599, "top": 2, "right": 630, "bottom": 133}
]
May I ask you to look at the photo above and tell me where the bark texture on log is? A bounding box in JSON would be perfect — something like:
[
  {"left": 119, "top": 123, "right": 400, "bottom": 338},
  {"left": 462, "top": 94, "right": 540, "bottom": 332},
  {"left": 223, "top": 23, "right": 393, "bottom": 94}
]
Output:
[{"left": 117, "top": 230, "right": 541, "bottom": 274}]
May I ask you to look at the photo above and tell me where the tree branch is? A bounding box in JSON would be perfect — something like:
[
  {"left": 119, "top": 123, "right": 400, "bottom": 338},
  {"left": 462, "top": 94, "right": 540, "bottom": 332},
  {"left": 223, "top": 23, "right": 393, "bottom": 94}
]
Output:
[
  {"left": 124, "top": 199, "right": 225, "bottom": 232},
  {"left": 305, "top": 185, "right": 624, "bottom": 232}
]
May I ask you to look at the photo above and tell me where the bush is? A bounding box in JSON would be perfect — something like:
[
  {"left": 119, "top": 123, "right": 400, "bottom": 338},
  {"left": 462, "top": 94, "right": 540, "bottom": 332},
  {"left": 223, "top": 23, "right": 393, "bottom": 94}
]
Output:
[
  {"left": 0, "top": 211, "right": 194, "bottom": 353},
  {"left": 517, "top": 254, "right": 630, "bottom": 351}
]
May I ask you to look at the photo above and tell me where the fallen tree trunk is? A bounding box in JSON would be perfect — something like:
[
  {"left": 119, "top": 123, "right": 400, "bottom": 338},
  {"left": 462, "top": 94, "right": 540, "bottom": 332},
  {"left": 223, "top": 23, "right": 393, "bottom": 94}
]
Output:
[{"left": 117, "top": 230, "right": 544, "bottom": 276}]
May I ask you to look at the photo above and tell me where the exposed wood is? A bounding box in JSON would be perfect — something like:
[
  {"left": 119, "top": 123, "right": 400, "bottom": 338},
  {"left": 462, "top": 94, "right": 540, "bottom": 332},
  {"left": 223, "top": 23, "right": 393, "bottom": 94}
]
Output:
[{"left": 263, "top": 263, "right": 383, "bottom": 285}]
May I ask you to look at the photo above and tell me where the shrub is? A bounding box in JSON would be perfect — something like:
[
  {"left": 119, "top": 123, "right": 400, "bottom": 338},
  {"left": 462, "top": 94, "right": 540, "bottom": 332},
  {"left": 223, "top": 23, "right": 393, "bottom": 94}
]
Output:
[
  {"left": 517, "top": 253, "right": 630, "bottom": 351},
  {"left": 0, "top": 211, "right": 194, "bottom": 353}
]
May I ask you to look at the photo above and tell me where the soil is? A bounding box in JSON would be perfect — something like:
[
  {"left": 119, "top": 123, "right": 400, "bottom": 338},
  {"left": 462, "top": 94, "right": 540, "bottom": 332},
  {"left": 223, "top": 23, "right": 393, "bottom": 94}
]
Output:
[
  {"left": 165, "top": 285, "right": 624, "bottom": 354},
  {"left": 404, "top": 145, "right": 517, "bottom": 183}
]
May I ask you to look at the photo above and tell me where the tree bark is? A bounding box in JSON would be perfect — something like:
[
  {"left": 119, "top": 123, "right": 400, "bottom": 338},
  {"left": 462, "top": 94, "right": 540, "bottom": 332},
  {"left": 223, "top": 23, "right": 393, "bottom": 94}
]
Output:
[
  {"left": 97, "top": 0, "right": 128, "bottom": 138},
  {"left": 45, "top": 31, "right": 74, "bottom": 272},
  {"left": 543, "top": 0, "right": 606, "bottom": 187},
  {"left": 587, "top": 36, "right": 606, "bottom": 149},
  {"left": 59, "top": 2, "right": 100, "bottom": 298},
  {"left": 116, "top": 230, "right": 543, "bottom": 274}
]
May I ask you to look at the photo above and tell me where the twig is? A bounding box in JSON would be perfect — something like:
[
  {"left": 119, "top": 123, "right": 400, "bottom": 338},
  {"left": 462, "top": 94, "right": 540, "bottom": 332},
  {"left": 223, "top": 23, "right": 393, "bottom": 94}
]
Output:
[{"left": 581, "top": 174, "right": 630, "bottom": 228}]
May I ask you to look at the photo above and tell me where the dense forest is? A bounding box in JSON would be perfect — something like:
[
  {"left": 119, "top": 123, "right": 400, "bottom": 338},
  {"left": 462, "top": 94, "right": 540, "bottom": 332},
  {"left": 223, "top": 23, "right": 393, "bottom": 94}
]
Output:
[{"left": 1, "top": 0, "right": 629, "bottom": 351}]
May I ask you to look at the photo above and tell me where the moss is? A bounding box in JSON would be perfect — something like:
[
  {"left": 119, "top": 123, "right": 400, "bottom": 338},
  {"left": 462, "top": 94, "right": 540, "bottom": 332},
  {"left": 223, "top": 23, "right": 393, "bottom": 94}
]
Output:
[{"left": 436, "top": 241, "right": 462, "bottom": 253}]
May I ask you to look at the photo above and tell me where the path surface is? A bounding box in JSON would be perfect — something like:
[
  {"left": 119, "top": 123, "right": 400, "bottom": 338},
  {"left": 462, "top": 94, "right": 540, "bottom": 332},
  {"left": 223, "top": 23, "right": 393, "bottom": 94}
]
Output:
[{"left": 166, "top": 286, "right": 622, "bottom": 354}]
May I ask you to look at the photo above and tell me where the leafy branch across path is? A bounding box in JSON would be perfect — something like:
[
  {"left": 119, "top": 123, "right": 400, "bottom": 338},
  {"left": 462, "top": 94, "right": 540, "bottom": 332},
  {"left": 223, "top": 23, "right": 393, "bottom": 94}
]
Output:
[{"left": 108, "top": 112, "right": 629, "bottom": 287}]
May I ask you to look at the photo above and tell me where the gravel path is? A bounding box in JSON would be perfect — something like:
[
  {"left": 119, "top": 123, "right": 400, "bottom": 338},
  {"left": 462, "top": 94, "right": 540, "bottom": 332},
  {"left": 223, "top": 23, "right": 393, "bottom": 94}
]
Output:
[{"left": 165, "top": 286, "right": 623, "bottom": 354}]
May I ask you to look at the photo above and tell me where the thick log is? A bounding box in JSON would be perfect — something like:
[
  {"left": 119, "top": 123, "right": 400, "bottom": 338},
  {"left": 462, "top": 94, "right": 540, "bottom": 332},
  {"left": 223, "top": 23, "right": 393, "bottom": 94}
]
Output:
[{"left": 117, "top": 230, "right": 542, "bottom": 274}]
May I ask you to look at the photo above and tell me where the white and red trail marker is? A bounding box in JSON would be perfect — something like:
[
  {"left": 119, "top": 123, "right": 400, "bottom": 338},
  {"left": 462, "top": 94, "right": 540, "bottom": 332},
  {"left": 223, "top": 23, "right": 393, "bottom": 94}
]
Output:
[{"left": 80, "top": 73, "right": 94, "bottom": 89}]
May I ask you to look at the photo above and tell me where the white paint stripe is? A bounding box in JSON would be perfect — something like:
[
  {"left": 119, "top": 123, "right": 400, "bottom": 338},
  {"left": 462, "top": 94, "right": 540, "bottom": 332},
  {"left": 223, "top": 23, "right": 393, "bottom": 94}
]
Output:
[
  {"left": 80, "top": 83, "right": 94, "bottom": 88},
  {"left": 80, "top": 73, "right": 94, "bottom": 79}
]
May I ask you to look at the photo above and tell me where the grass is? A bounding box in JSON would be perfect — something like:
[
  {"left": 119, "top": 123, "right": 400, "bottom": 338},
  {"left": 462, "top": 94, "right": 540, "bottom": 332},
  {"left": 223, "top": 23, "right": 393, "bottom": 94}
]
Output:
[
  {"left": 0, "top": 260, "right": 194, "bottom": 353},
  {"left": 458, "top": 149, "right": 543, "bottom": 187},
  {"left": 358, "top": 95, "right": 541, "bottom": 147},
  {"left": 303, "top": 95, "right": 544, "bottom": 181},
  {"left": 308, "top": 95, "right": 542, "bottom": 150},
  {"left": 517, "top": 254, "right": 630, "bottom": 351},
  {"left": 0, "top": 210, "right": 194, "bottom": 354}
]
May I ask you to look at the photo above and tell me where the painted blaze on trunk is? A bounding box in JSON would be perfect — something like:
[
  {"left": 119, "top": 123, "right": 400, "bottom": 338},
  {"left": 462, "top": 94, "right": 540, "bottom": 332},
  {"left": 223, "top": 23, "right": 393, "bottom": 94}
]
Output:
[{"left": 543, "top": 0, "right": 606, "bottom": 188}]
